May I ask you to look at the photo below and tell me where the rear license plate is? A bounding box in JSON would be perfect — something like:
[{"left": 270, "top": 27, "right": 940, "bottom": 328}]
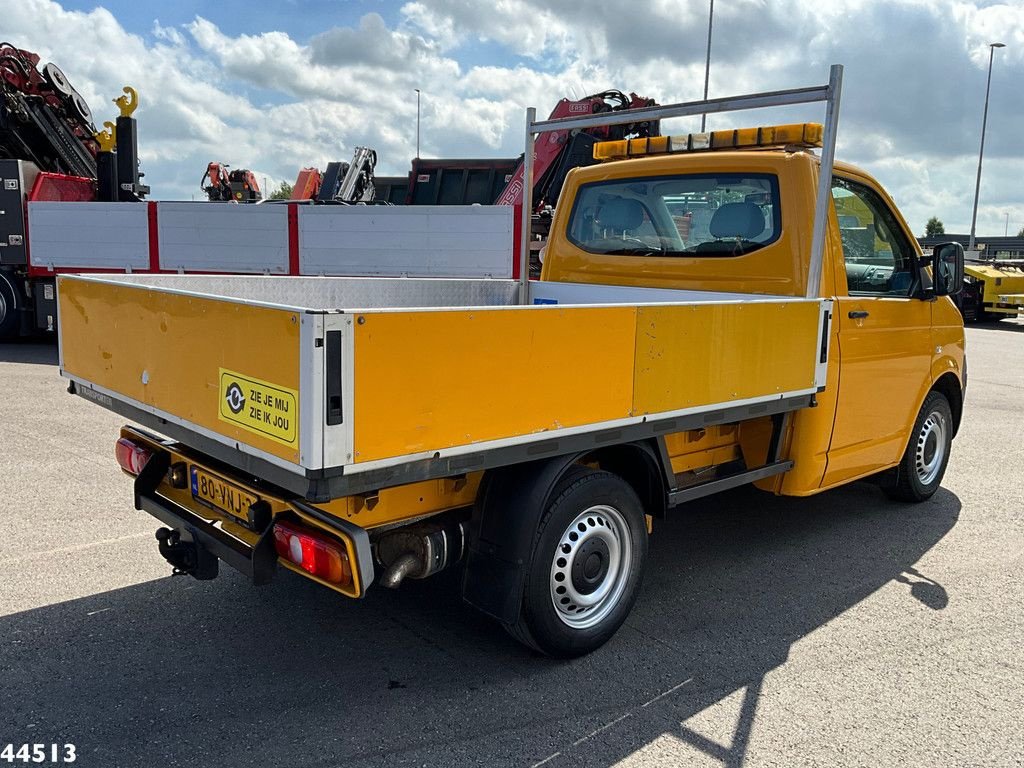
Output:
[{"left": 190, "top": 466, "right": 259, "bottom": 521}]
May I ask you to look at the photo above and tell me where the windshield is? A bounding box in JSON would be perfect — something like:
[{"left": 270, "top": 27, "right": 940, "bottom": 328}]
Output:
[{"left": 566, "top": 173, "right": 781, "bottom": 257}]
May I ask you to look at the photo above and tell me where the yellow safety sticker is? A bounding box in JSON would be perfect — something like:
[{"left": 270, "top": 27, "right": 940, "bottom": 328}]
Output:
[{"left": 218, "top": 368, "right": 298, "bottom": 446}]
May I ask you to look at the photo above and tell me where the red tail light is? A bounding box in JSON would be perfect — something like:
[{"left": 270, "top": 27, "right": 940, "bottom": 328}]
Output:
[
  {"left": 273, "top": 521, "right": 352, "bottom": 586},
  {"left": 115, "top": 437, "right": 154, "bottom": 475}
]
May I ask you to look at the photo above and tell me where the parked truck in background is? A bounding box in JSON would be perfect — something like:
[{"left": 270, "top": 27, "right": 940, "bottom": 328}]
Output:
[
  {"left": 375, "top": 156, "right": 518, "bottom": 206},
  {"left": 959, "top": 259, "right": 1024, "bottom": 321},
  {"left": 377, "top": 89, "right": 657, "bottom": 210},
  {"left": 58, "top": 66, "right": 967, "bottom": 657},
  {"left": 1, "top": 44, "right": 148, "bottom": 338}
]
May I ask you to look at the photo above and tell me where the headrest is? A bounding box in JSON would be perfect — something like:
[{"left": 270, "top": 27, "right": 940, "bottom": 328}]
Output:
[
  {"left": 709, "top": 202, "right": 765, "bottom": 239},
  {"left": 598, "top": 198, "right": 645, "bottom": 231}
]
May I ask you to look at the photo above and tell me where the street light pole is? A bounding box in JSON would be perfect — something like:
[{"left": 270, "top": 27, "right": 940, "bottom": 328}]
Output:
[
  {"left": 700, "top": 0, "right": 714, "bottom": 133},
  {"left": 968, "top": 42, "right": 1005, "bottom": 251},
  {"left": 415, "top": 88, "right": 421, "bottom": 159}
]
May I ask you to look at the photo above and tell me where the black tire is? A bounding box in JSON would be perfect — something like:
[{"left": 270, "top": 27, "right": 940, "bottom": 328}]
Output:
[
  {"left": 884, "top": 391, "right": 953, "bottom": 502},
  {"left": 505, "top": 468, "right": 648, "bottom": 658},
  {"left": 0, "top": 272, "right": 21, "bottom": 340}
]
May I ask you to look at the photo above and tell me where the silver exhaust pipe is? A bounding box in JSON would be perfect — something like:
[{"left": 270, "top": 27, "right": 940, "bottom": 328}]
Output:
[
  {"left": 380, "top": 553, "right": 420, "bottom": 589},
  {"left": 376, "top": 520, "right": 467, "bottom": 589}
]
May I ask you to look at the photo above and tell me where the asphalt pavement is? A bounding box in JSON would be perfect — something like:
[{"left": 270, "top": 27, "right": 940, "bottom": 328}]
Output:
[{"left": 1, "top": 321, "right": 1022, "bottom": 767}]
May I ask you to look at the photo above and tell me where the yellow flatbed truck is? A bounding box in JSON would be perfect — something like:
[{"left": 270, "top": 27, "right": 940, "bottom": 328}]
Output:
[
  {"left": 961, "top": 261, "right": 1024, "bottom": 321},
  {"left": 57, "top": 66, "right": 967, "bottom": 656}
]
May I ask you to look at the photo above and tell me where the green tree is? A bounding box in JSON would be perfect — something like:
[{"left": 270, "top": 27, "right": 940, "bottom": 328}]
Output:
[
  {"left": 268, "top": 180, "right": 292, "bottom": 200},
  {"left": 924, "top": 216, "right": 945, "bottom": 237},
  {"left": 1017, "top": 226, "right": 1024, "bottom": 238}
]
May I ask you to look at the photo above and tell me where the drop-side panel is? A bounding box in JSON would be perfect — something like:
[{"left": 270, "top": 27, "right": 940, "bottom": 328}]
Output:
[
  {"left": 349, "top": 306, "right": 638, "bottom": 463},
  {"left": 633, "top": 301, "right": 823, "bottom": 414},
  {"left": 58, "top": 276, "right": 303, "bottom": 464},
  {"left": 298, "top": 206, "right": 513, "bottom": 278},
  {"left": 348, "top": 298, "right": 827, "bottom": 467},
  {"left": 157, "top": 202, "right": 289, "bottom": 273},
  {"left": 27, "top": 202, "right": 149, "bottom": 270},
  {"left": 90, "top": 274, "right": 519, "bottom": 311}
]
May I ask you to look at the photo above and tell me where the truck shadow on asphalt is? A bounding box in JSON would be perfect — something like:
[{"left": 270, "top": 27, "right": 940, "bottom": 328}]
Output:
[
  {"left": 968, "top": 319, "right": 1024, "bottom": 333},
  {"left": 0, "top": 482, "right": 958, "bottom": 767},
  {"left": 0, "top": 339, "right": 58, "bottom": 364}
]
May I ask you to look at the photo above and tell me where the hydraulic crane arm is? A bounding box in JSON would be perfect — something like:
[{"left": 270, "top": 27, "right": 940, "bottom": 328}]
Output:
[
  {"left": 495, "top": 90, "right": 659, "bottom": 211},
  {"left": 0, "top": 44, "right": 98, "bottom": 178}
]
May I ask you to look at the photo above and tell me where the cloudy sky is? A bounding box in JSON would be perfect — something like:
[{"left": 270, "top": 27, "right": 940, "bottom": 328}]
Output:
[{"left": 6, "top": 0, "right": 1023, "bottom": 236}]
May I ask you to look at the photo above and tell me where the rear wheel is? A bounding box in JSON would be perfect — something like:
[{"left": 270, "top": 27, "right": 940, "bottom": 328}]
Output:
[
  {"left": 505, "top": 468, "right": 648, "bottom": 657},
  {"left": 884, "top": 391, "right": 953, "bottom": 502}
]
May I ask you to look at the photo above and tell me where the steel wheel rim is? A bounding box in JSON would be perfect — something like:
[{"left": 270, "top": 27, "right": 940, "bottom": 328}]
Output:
[
  {"left": 549, "top": 504, "right": 632, "bottom": 629},
  {"left": 915, "top": 409, "right": 948, "bottom": 486}
]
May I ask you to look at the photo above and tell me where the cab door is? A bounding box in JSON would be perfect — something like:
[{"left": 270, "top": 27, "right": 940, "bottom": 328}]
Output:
[{"left": 823, "top": 174, "right": 933, "bottom": 487}]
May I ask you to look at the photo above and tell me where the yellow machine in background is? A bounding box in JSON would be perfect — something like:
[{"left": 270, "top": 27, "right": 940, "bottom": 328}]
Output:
[{"left": 961, "top": 260, "right": 1024, "bottom": 321}]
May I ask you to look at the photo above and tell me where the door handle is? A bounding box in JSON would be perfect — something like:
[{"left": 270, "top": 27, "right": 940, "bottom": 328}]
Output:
[{"left": 848, "top": 310, "right": 870, "bottom": 319}]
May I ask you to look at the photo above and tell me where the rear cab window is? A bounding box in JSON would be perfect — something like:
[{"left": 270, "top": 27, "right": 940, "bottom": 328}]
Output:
[{"left": 566, "top": 173, "right": 782, "bottom": 258}]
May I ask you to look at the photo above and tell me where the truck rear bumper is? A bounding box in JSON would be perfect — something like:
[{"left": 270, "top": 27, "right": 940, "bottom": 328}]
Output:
[
  {"left": 125, "top": 427, "right": 375, "bottom": 596},
  {"left": 133, "top": 448, "right": 280, "bottom": 585}
]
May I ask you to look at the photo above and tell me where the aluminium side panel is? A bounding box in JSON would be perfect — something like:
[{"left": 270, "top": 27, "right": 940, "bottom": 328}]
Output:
[
  {"left": 631, "top": 300, "right": 826, "bottom": 415},
  {"left": 27, "top": 202, "right": 149, "bottom": 270},
  {"left": 348, "top": 305, "right": 638, "bottom": 463},
  {"left": 157, "top": 202, "right": 289, "bottom": 273},
  {"left": 344, "top": 297, "right": 829, "bottom": 472},
  {"left": 298, "top": 205, "right": 513, "bottom": 278},
  {"left": 58, "top": 275, "right": 311, "bottom": 469},
  {"left": 529, "top": 280, "right": 798, "bottom": 305},
  {"left": 78, "top": 273, "right": 519, "bottom": 311}
]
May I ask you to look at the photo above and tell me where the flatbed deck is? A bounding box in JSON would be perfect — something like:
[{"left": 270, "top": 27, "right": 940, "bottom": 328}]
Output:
[{"left": 59, "top": 274, "right": 831, "bottom": 500}]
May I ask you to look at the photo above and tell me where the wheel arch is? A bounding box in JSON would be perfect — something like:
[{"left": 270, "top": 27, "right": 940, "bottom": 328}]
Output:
[
  {"left": 582, "top": 441, "right": 669, "bottom": 520},
  {"left": 462, "top": 441, "right": 667, "bottom": 624},
  {"left": 931, "top": 371, "right": 963, "bottom": 437}
]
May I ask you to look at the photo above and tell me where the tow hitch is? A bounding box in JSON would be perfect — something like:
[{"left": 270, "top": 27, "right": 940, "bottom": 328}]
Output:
[{"left": 156, "top": 527, "right": 219, "bottom": 580}]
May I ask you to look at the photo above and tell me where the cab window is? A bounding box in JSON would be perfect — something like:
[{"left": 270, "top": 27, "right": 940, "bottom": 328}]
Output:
[
  {"left": 832, "top": 176, "right": 917, "bottom": 296},
  {"left": 566, "top": 173, "right": 781, "bottom": 257}
]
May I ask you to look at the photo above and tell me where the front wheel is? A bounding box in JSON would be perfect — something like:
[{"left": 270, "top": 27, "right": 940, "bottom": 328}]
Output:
[
  {"left": 505, "top": 468, "right": 648, "bottom": 658},
  {"left": 884, "top": 391, "right": 953, "bottom": 502}
]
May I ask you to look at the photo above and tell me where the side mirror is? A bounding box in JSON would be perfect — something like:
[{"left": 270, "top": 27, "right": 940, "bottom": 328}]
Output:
[{"left": 932, "top": 242, "right": 964, "bottom": 297}]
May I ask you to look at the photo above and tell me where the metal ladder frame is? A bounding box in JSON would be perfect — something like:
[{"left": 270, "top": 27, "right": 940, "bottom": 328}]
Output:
[{"left": 518, "top": 64, "right": 844, "bottom": 302}]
